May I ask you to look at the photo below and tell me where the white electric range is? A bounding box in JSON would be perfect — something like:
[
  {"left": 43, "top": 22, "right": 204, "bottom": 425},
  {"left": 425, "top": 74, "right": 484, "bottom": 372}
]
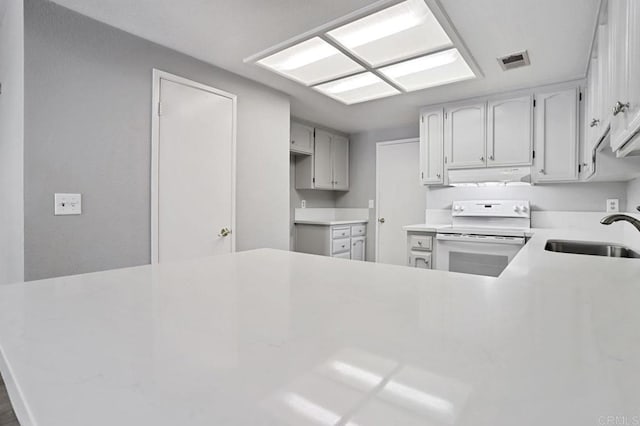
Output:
[{"left": 435, "top": 200, "right": 531, "bottom": 277}]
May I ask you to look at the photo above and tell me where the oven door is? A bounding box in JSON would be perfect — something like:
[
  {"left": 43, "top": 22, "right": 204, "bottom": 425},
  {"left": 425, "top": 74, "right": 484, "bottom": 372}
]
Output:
[{"left": 435, "top": 233, "right": 525, "bottom": 277}]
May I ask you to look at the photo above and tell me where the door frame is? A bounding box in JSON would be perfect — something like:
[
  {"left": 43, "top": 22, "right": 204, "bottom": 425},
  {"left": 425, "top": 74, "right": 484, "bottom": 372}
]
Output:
[
  {"left": 151, "top": 69, "right": 237, "bottom": 264},
  {"left": 375, "top": 138, "right": 419, "bottom": 263}
]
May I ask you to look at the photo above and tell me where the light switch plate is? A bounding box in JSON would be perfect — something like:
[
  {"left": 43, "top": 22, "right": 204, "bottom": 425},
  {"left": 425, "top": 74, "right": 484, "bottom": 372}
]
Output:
[
  {"left": 368, "top": 199, "right": 375, "bottom": 209},
  {"left": 54, "top": 193, "right": 82, "bottom": 215},
  {"left": 606, "top": 199, "right": 619, "bottom": 213},
  {"left": 301, "top": 200, "right": 306, "bottom": 208}
]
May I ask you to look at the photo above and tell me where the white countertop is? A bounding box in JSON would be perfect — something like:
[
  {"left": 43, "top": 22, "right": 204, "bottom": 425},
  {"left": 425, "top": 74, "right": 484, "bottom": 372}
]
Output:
[
  {"left": 1, "top": 227, "right": 640, "bottom": 425},
  {"left": 295, "top": 219, "right": 368, "bottom": 226},
  {"left": 402, "top": 223, "right": 449, "bottom": 232}
]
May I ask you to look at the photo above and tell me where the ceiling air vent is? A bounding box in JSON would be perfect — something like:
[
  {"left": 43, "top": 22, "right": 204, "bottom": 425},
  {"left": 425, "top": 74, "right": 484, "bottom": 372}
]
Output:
[{"left": 498, "top": 50, "right": 530, "bottom": 71}]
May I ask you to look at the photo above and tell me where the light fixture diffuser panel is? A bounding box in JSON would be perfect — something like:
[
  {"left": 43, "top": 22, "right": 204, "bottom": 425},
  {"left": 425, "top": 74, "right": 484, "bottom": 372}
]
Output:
[
  {"left": 327, "top": 0, "right": 452, "bottom": 67},
  {"left": 257, "top": 37, "right": 364, "bottom": 86},
  {"left": 379, "top": 48, "right": 475, "bottom": 92},
  {"left": 314, "top": 72, "right": 400, "bottom": 105}
]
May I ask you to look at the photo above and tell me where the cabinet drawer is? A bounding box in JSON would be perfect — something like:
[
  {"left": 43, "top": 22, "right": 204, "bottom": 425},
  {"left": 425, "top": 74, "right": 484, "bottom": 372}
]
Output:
[
  {"left": 351, "top": 224, "right": 366, "bottom": 236},
  {"left": 332, "top": 238, "right": 351, "bottom": 254},
  {"left": 332, "top": 227, "right": 351, "bottom": 239},
  {"left": 409, "top": 234, "right": 432, "bottom": 250}
]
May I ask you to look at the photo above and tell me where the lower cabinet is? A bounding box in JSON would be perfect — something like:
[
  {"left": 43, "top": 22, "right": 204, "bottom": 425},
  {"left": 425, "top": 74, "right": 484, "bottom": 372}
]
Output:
[
  {"left": 295, "top": 223, "right": 367, "bottom": 260},
  {"left": 406, "top": 231, "right": 435, "bottom": 269},
  {"left": 351, "top": 236, "right": 366, "bottom": 261}
]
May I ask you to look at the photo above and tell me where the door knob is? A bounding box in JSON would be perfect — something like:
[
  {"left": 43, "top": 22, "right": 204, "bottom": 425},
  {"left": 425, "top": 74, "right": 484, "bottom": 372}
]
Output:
[
  {"left": 378, "top": 218, "right": 385, "bottom": 223},
  {"left": 218, "top": 227, "right": 231, "bottom": 237}
]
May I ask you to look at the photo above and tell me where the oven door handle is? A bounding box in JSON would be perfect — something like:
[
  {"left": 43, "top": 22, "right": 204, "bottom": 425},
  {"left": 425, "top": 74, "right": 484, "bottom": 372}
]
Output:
[{"left": 436, "top": 234, "right": 525, "bottom": 245}]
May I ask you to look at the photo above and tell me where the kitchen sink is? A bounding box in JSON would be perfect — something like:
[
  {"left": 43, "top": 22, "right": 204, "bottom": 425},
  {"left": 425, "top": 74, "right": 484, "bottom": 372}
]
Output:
[{"left": 545, "top": 239, "right": 640, "bottom": 258}]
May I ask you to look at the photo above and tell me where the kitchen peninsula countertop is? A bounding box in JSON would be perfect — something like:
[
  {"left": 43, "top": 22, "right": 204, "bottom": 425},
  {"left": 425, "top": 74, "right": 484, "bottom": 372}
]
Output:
[{"left": 1, "top": 227, "right": 639, "bottom": 425}]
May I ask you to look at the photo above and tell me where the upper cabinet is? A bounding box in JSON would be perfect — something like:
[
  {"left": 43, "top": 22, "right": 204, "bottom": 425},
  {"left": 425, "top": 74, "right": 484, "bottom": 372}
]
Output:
[
  {"left": 487, "top": 95, "right": 533, "bottom": 167},
  {"left": 294, "top": 124, "right": 349, "bottom": 191},
  {"left": 608, "top": 0, "right": 640, "bottom": 155},
  {"left": 419, "top": 108, "right": 444, "bottom": 185},
  {"left": 313, "top": 129, "right": 334, "bottom": 189},
  {"left": 331, "top": 135, "right": 349, "bottom": 191},
  {"left": 290, "top": 122, "right": 314, "bottom": 155},
  {"left": 445, "top": 102, "right": 486, "bottom": 169},
  {"left": 533, "top": 88, "right": 579, "bottom": 183}
]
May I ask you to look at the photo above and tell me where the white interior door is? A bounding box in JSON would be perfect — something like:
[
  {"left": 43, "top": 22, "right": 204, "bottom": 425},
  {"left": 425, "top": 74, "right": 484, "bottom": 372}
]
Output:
[
  {"left": 376, "top": 140, "right": 426, "bottom": 266},
  {"left": 152, "top": 71, "right": 236, "bottom": 263}
]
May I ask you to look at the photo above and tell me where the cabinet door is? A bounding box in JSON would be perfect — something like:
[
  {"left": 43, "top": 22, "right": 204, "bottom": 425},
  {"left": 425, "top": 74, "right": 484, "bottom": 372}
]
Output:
[
  {"left": 290, "top": 122, "right": 314, "bottom": 155},
  {"left": 332, "top": 135, "right": 349, "bottom": 190},
  {"left": 313, "top": 130, "right": 334, "bottom": 189},
  {"left": 351, "top": 237, "right": 365, "bottom": 261},
  {"left": 582, "top": 59, "right": 598, "bottom": 177},
  {"left": 596, "top": 23, "right": 611, "bottom": 138},
  {"left": 533, "top": 88, "right": 579, "bottom": 182},
  {"left": 487, "top": 96, "right": 533, "bottom": 167},
  {"left": 619, "top": 0, "right": 640, "bottom": 152},
  {"left": 445, "top": 102, "right": 486, "bottom": 169},
  {"left": 609, "top": 0, "right": 630, "bottom": 151},
  {"left": 419, "top": 108, "right": 444, "bottom": 184}
]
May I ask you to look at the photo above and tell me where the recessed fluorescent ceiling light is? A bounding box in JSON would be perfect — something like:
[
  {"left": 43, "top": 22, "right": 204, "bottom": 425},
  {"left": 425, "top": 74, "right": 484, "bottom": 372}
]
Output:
[
  {"left": 327, "top": 0, "right": 452, "bottom": 67},
  {"left": 257, "top": 37, "right": 363, "bottom": 86},
  {"left": 379, "top": 48, "right": 475, "bottom": 91},
  {"left": 249, "top": 0, "right": 477, "bottom": 104},
  {"left": 314, "top": 72, "right": 400, "bottom": 105}
]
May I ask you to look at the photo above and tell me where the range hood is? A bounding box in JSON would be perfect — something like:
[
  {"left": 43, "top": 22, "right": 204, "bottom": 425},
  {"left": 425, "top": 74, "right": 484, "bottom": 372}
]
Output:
[{"left": 448, "top": 167, "right": 532, "bottom": 185}]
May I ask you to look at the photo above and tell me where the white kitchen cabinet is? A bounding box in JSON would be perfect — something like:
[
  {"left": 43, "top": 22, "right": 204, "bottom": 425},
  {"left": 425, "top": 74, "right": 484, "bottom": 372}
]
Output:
[
  {"left": 419, "top": 107, "right": 444, "bottom": 184},
  {"left": 351, "top": 236, "right": 366, "bottom": 261},
  {"left": 290, "top": 122, "right": 314, "bottom": 155},
  {"left": 487, "top": 95, "right": 533, "bottom": 167},
  {"left": 405, "top": 231, "right": 434, "bottom": 269},
  {"left": 582, "top": 57, "right": 599, "bottom": 178},
  {"left": 295, "top": 222, "right": 367, "bottom": 260},
  {"left": 596, "top": 23, "right": 611, "bottom": 139},
  {"left": 295, "top": 128, "right": 349, "bottom": 190},
  {"left": 445, "top": 102, "right": 487, "bottom": 169},
  {"left": 609, "top": 0, "right": 640, "bottom": 154},
  {"left": 313, "top": 130, "right": 334, "bottom": 189},
  {"left": 533, "top": 87, "right": 579, "bottom": 183},
  {"left": 332, "top": 135, "right": 349, "bottom": 191}
]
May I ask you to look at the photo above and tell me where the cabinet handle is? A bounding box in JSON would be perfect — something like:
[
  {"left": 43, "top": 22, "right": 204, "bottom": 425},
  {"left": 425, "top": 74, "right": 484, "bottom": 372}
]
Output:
[
  {"left": 436, "top": 173, "right": 441, "bottom": 178},
  {"left": 613, "top": 101, "right": 630, "bottom": 116},
  {"left": 480, "top": 156, "right": 485, "bottom": 162},
  {"left": 291, "top": 140, "right": 295, "bottom": 144},
  {"left": 489, "top": 155, "right": 494, "bottom": 161},
  {"left": 539, "top": 169, "right": 545, "bottom": 175},
  {"left": 589, "top": 118, "right": 600, "bottom": 127}
]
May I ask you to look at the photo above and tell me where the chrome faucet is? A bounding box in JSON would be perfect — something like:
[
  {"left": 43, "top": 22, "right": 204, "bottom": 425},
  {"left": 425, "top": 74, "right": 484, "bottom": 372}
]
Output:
[{"left": 600, "top": 206, "right": 640, "bottom": 232}]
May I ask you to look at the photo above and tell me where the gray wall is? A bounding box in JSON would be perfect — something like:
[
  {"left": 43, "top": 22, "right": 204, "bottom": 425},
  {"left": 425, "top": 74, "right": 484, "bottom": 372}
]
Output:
[
  {"left": 336, "top": 125, "right": 420, "bottom": 261},
  {"left": 0, "top": 0, "right": 24, "bottom": 284},
  {"left": 627, "top": 177, "right": 640, "bottom": 212},
  {"left": 24, "top": 0, "right": 290, "bottom": 280}
]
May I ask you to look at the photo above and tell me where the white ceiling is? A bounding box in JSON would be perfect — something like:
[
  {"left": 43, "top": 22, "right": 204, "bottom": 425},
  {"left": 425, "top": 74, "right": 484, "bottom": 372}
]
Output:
[{"left": 50, "top": 0, "right": 600, "bottom": 134}]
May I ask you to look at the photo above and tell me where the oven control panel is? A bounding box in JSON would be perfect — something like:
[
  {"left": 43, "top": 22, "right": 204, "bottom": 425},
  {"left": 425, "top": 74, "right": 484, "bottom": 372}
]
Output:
[{"left": 451, "top": 200, "right": 530, "bottom": 218}]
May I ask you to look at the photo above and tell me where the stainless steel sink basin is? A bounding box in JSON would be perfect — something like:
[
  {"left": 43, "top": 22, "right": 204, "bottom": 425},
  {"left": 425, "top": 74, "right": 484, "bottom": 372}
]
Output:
[{"left": 545, "top": 239, "right": 640, "bottom": 258}]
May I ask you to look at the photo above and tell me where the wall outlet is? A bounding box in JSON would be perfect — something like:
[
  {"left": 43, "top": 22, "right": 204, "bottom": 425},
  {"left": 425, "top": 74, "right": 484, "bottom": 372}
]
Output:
[
  {"left": 606, "top": 199, "right": 619, "bottom": 213},
  {"left": 368, "top": 199, "right": 375, "bottom": 209},
  {"left": 301, "top": 200, "right": 306, "bottom": 208},
  {"left": 54, "top": 193, "right": 82, "bottom": 215}
]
